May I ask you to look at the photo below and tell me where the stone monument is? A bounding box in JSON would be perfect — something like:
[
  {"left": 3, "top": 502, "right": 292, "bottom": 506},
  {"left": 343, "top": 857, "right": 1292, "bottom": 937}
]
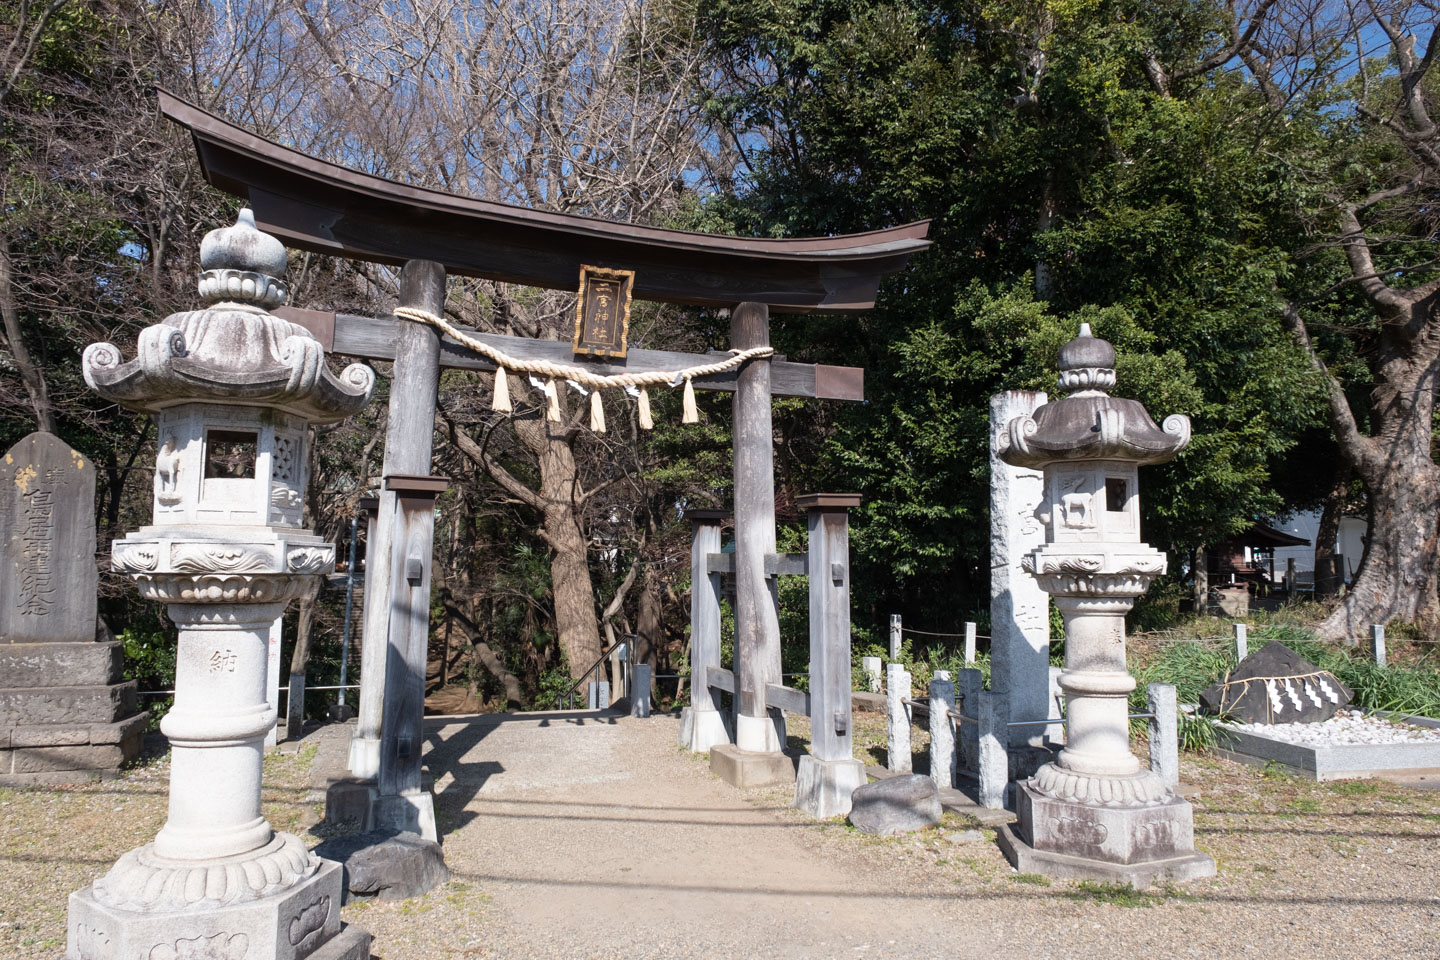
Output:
[
  {"left": 994, "top": 324, "right": 1215, "bottom": 887},
  {"left": 68, "top": 209, "right": 376, "bottom": 960},
  {"left": 989, "top": 389, "right": 1052, "bottom": 773},
  {"left": 1, "top": 432, "right": 145, "bottom": 784}
]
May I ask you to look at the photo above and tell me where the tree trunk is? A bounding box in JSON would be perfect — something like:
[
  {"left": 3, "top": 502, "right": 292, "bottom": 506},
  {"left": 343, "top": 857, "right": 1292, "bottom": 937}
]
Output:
[
  {"left": 1320, "top": 460, "right": 1440, "bottom": 641},
  {"left": 0, "top": 239, "right": 57, "bottom": 433},
  {"left": 635, "top": 570, "right": 663, "bottom": 699},
  {"left": 1313, "top": 464, "right": 1350, "bottom": 598},
  {"left": 285, "top": 579, "right": 322, "bottom": 735},
  {"left": 514, "top": 416, "right": 604, "bottom": 681}
]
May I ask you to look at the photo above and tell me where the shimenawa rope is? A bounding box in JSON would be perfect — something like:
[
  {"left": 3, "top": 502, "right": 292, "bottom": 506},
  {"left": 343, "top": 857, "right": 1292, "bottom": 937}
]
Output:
[{"left": 393, "top": 306, "right": 772, "bottom": 432}]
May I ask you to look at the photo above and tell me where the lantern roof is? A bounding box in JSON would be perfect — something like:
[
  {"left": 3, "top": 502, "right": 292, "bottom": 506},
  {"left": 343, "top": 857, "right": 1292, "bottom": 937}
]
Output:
[
  {"left": 998, "top": 325, "right": 1190, "bottom": 469},
  {"left": 83, "top": 210, "right": 374, "bottom": 421}
]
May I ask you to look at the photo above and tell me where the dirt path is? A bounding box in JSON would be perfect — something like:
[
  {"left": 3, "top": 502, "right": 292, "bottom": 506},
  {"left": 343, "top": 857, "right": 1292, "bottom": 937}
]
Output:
[{"left": 337, "top": 712, "right": 1440, "bottom": 960}]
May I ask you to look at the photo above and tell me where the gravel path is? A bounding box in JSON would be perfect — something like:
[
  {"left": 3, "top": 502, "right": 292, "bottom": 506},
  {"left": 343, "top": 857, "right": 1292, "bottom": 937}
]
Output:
[
  {"left": 3, "top": 713, "right": 1439, "bottom": 959},
  {"left": 341, "top": 712, "right": 1440, "bottom": 960}
]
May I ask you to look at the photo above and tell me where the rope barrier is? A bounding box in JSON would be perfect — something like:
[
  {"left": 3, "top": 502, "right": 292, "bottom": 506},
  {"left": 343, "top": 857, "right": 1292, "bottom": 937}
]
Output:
[{"left": 393, "top": 306, "right": 774, "bottom": 432}]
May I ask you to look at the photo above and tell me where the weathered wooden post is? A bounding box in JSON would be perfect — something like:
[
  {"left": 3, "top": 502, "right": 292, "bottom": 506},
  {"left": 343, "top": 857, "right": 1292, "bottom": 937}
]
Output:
[
  {"left": 375, "top": 473, "right": 448, "bottom": 844},
  {"left": 348, "top": 261, "right": 445, "bottom": 783},
  {"left": 793, "top": 494, "right": 866, "bottom": 817},
  {"left": 711, "top": 302, "right": 794, "bottom": 788},
  {"left": 681, "top": 510, "right": 732, "bottom": 752}
]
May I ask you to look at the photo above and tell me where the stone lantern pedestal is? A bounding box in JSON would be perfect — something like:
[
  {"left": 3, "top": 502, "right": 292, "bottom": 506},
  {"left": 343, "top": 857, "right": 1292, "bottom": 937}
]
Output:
[
  {"left": 69, "top": 211, "right": 376, "bottom": 960},
  {"left": 994, "top": 325, "right": 1215, "bottom": 888}
]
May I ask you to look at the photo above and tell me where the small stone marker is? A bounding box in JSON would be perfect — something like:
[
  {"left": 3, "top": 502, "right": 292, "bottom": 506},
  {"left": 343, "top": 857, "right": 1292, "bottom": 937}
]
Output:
[
  {"left": 848, "top": 774, "right": 942, "bottom": 835},
  {"left": 1370, "top": 625, "right": 1386, "bottom": 668},
  {"left": 889, "top": 614, "right": 901, "bottom": 661},
  {"left": 1234, "top": 622, "right": 1248, "bottom": 662},
  {"left": 886, "top": 662, "right": 912, "bottom": 773},
  {"left": 1147, "top": 683, "right": 1179, "bottom": 788},
  {"left": 861, "top": 656, "right": 882, "bottom": 693},
  {"left": 631, "top": 664, "right": 652, "bottom": 717},
  {"left": 1, "top": 432, "right": 98, "bottom": 642},
  {"left": 963, "top": 622, "right": 977, "bottom": 664}
]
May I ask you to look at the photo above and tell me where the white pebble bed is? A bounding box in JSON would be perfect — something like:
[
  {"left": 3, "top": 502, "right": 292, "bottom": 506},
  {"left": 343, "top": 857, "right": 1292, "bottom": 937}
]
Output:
[{"left": 1234, "top": 708, "right": 1440, "bottom": 745}]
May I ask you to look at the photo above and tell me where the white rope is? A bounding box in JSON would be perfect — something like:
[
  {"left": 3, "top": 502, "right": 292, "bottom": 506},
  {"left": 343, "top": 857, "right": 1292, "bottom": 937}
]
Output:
[{"left": 393, "top": 307, "right": 773, "bottom": 389}]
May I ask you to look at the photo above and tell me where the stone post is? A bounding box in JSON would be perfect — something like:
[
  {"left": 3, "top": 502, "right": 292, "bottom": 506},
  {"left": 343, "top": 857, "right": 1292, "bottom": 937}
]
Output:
[
  {"left": 928, "top": 678, "right": 956, "bottom": 790},
  {"left": 632, "top": 665, "right": 653, "bottom": 718},
  {"left": 1370, "top": 625, "right": 1386, "bottom": 668},
  {"left": 886, "top": 663, "right": 911, "bottom": 773},
  {"left": 976, "top": 691, "right": 1008, "bottom": 809},
  {"left": 72, "top": 209, "right": 375, "bottom": 959},
  {"left": 1147, "top": 683, "right": 1179, "bottom": 788},
  {"left": 963, "top": 622, "right": 977, "bottom": 664},
  {"left": 958, "top": 668, "right": 981, "bottom": 773},
  {"left": 889, "top": 614, "right": 901, "bottom": 661},
  {"left": 1234, "top": 622, "right": 1248, "bottom": 662},
  {"left": 680, "top": 511, "right": 731, "bottom": 752},
  {"left": 993, "top": 324, "right": 1213, "bottom": 888},
  {"left": 990, "top": 390, "right": 1050, "bottom": 753}
]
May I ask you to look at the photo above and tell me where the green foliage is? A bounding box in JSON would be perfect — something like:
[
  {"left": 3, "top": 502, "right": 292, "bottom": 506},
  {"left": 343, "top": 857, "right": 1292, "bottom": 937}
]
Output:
[
  {"left": 531, "top": 656, "right": 578, "bottom": 711},
  {"left": 119, "top": 626, "right": 176, "bottom": 727}
]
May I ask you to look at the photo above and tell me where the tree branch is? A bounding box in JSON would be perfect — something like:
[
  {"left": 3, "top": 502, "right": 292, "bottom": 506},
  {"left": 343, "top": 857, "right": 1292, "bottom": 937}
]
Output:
[{"left": 1281, "top": 302, "right": 1379, "bottom": 474}]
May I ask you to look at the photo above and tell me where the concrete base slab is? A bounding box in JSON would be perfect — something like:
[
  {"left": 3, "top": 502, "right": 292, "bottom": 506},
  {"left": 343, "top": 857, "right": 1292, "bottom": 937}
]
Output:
[
  {"left": 678, "top": 707, "right": 731, "bottom": 754},
  {"left": 996, "top": 823, "right": 1216, "bottom": 889},
  {"left": 1214, "top": 713, "right": 1440, "bottom": 780},
  {"left": 67, "top": 859, "right": 347, "bottom": 960},
  {"left": 710, "top": 743, "right": 797, "bottom": 789},
  {"left": 793, "top": 755, "right": 866, "bottom": 819}
]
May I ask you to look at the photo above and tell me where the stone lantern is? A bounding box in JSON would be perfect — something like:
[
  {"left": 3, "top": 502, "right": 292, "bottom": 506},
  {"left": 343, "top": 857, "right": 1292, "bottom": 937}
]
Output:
[
  {"left": 994, "top": 324, "right": 1214, "bottom": 887},
  {"left": 69, "top": 210, "right": 375, "bottom": 960}
]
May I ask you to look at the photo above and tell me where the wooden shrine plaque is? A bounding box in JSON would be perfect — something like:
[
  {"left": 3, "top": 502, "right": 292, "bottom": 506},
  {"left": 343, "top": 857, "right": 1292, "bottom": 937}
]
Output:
[{"left": 573, "top": 265, "right": 633, "bottom": 358}]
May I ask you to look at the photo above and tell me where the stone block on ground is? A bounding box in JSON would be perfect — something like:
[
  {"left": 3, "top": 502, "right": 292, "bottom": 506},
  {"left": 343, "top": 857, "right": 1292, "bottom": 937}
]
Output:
[
  {"left": 709, "top": 743, "right": 798, "bottom": 789},
  {"left": 851, "top": 691, "right": 886, "bottom": 715},
  {"left": 847, "top": 773, "right": 942, "bottom": 835},
  {"left": 314, "top": 830, "right": 450, "bottom": 901},
  {"left": 1, "top": 712, "right": 146, "bottom": 786}
]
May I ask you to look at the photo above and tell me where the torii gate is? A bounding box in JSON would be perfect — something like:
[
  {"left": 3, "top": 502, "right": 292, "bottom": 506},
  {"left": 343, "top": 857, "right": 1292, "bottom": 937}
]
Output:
[{"left": 160, "top": 91, "right": 930, "bottom": 840}]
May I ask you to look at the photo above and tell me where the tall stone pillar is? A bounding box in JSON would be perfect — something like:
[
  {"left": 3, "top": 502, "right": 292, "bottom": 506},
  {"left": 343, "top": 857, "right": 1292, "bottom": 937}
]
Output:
[
  {"left": 993, "top": 324, "right": 1214, "bottom": 888},
  {"left": 989, "top": 390, "right": 1050, "bottom": 755},
  {"left": 72, "top": 210, "right": 375, "bottom": 959}
]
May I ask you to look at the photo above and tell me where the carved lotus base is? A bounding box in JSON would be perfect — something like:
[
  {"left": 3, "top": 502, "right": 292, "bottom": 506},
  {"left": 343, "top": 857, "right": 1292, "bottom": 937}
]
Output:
[
  {"left": 68, "top": 854, "right": 351, "bottom": 960},
  {"left": 92, "top": 832, "right": 318, "bottom": 912},
  {"left": 1022, "top": 543, "right": 1167, "bottom": 601},
  {"left": 1008, "top": 781, "right": 1213, "bottom": 879},
  {"left": 1030, "top": 762, "right": 1171, "bottom": 807}
]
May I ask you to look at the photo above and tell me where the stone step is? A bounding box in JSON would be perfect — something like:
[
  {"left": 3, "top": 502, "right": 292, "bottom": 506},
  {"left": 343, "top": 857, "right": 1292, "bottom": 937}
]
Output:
[
  {"left": 0, "top": 680, "right": 138, "bottom": 726},
  {"left": 0, "top": 641, "right": 123, "bottom": 687}
]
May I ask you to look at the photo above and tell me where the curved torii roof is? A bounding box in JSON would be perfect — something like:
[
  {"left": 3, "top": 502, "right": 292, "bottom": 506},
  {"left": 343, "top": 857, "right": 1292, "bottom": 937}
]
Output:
[{"left": 157, "top": 91, "right": 931, "bottom": 313}]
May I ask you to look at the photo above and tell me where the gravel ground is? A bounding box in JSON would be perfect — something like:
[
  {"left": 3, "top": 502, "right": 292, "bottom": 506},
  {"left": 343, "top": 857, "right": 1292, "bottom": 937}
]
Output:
[
  {"left": 3, "top": 713, "right": 1439, "bottom": 959},
  {"left": 1234, "top": 708, "right": 1440, "bottom": 745}
]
